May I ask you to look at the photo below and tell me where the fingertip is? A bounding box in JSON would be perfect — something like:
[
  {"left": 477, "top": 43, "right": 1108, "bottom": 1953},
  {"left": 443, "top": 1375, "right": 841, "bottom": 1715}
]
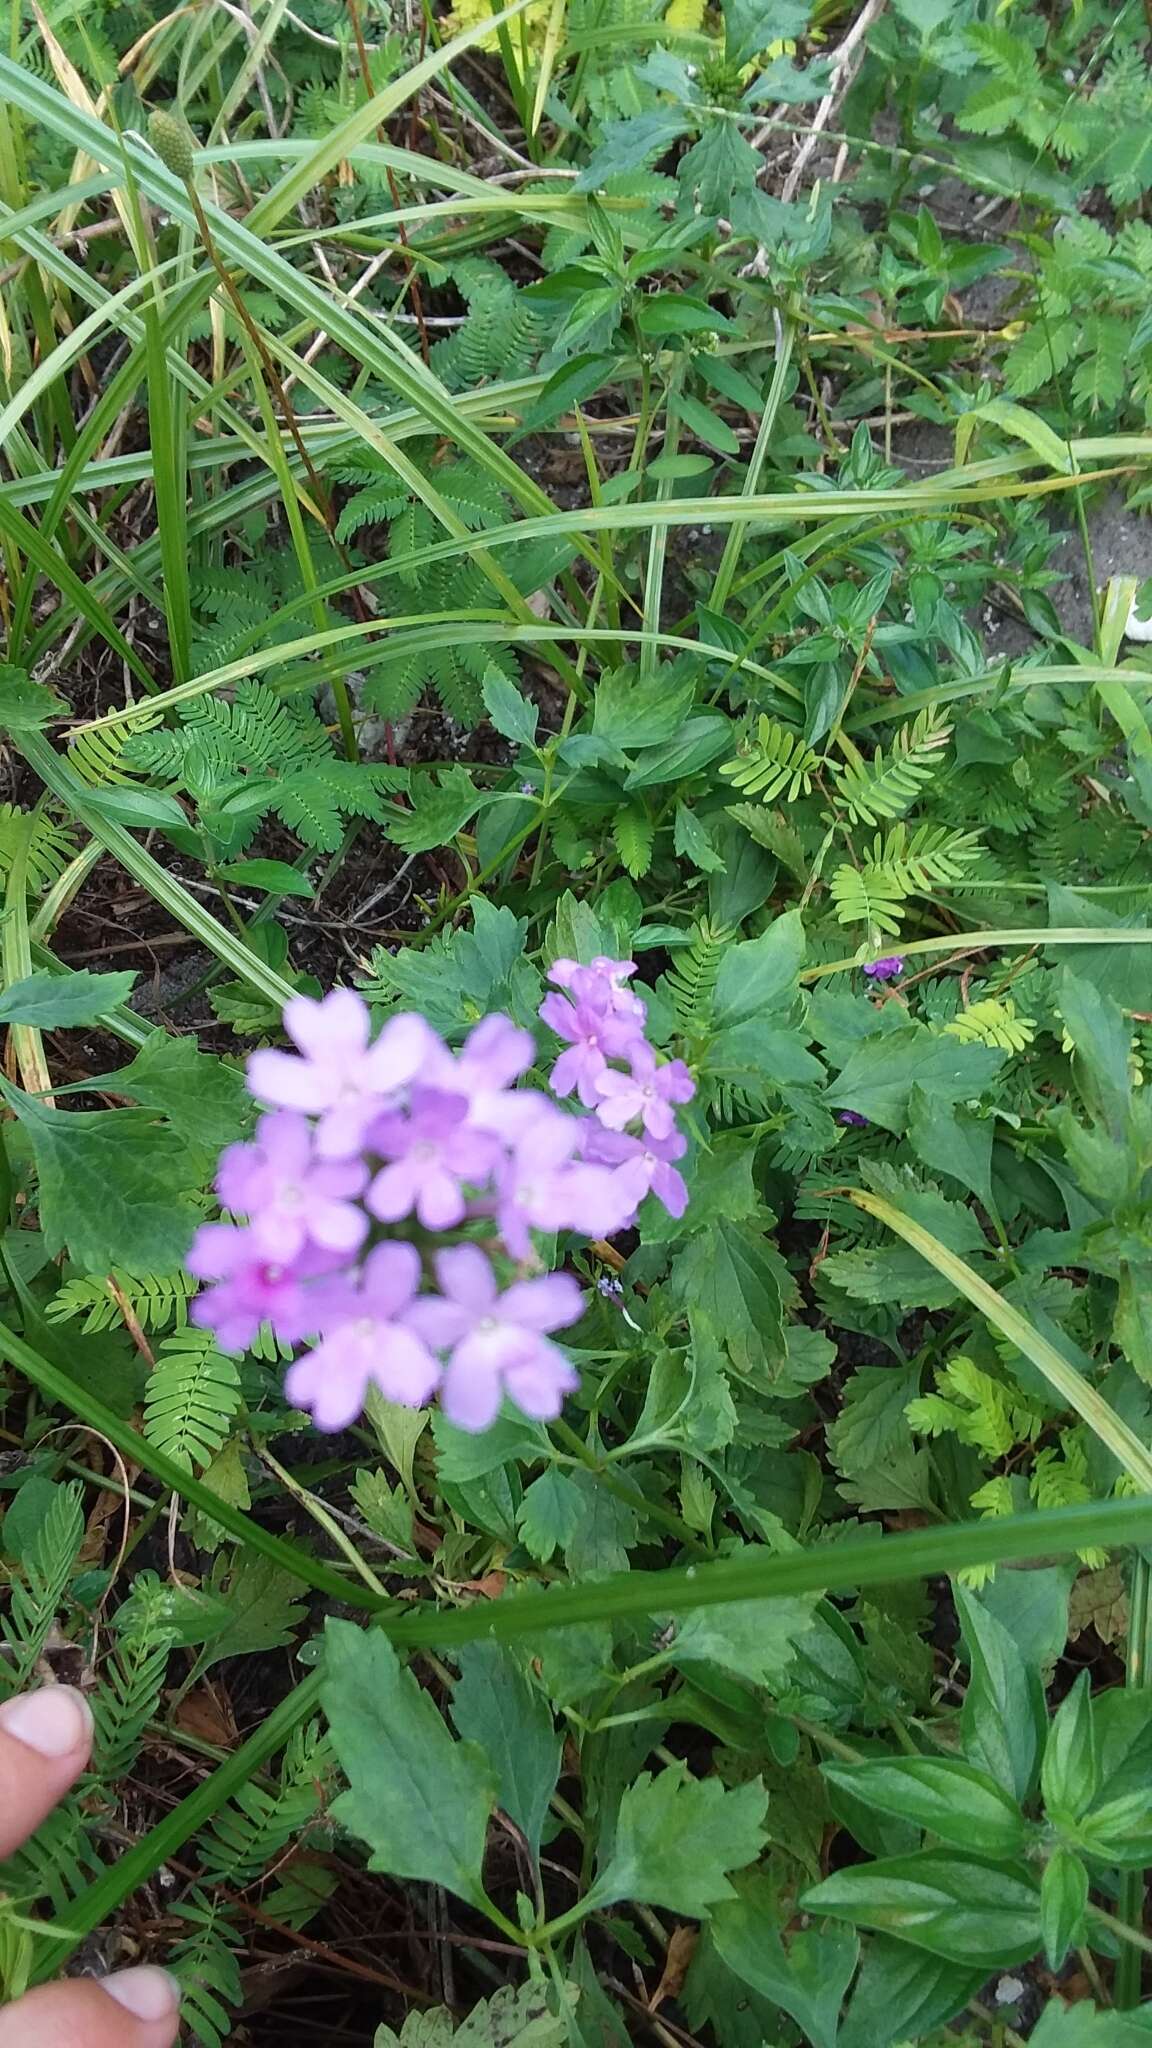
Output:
[
  {"left": 0, "top": 1684, "right": 92, "bottom": 1761},
  {"left": 103, "top": 1966, "right": 183, "bottom": 2025},
  {"left": 0, "top": 1973, "right": 181, "bottom": 2048}
]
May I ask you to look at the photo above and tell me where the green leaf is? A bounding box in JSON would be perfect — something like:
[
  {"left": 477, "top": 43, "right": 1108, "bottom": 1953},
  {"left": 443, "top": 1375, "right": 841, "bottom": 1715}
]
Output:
[
  {"left": 828, "top": 1364, "right": 922, "bottom": 1492},
  {"left": 636, "top": 298, "right": 733, "bottom": 340},
  {"left": 822, "top": 1757, "right": 1026, "bottom": 1858},
  {"left": 1030, "top": 1997, "right": 1152, "bottom": 2044},
  {"left": 185, "top": 1554, "right": 308, "bottom": 1681},
  {"left": 575, "top": 110, "right": 694, "bottom": 191},
  {"left": 93, "top": 1030, "right": 250, "bottom": 1151},
  {"left": 451, "top": 1644, "right": 560, "bottom": 1859},
  {"left": 803, "top": 1850, "right": 1042, "bottom": 1967},
  {"left": 956, "top": 1582, "right": 1045, "bottom": 1803},
  {"left": 827, "top": 1028, "right": 1004, "bottom": 1133},
  {"left": 587, "top": 1765, "right": 768, "bottom": 1917},
  {"left": 375, "top": 1983, "right": 570, "bottom": 2048},
  {"left": 678, "top": 122, "right": 761, "bottom": 212},
  {"left": 0, "top": 969, "right": 136, "bottom": 1029},
  {"left": 82, "top": 786, "right": 191, "bottom": 833},
  {"left": 712, "top": 1875, "right": 858, "bottom": 2048},
  {"left": 517, "top": 1468, "right": 583, "bottom": 1564},
  {"left": 612, "top": 807, "right": 655, "bottom": 879},
  {"left": 0, "top": 1083, "right": 199, "bottom": 1274},
  {"left": 674, "top": 803, "right": 726, "bottom": 875},
  {"left": 671, "top": 1221, "right": 786, "bottom": 1376},
  {"left": 977, "top": 1568, "right": 1073, "bottom": 1676},
  {"left": 840, "top": 1938, "right": 982, "bottom": 2048},
  {"left": 323, "top": 1619, "right": 496, "bottom": 1910},
  {"left": 677, "top": 393, "right": 741, "bottom": 456},
  {"left": 594, "top": 663, "right": 696, "bottom": 751},
  {"left": 433, "top": 1409, "right": 547, "bottom": 1482},
  {"left": 669, "top": 1587, "right": 818, "bottom": 1689},
  {"left": 623, "top": 714, "right": 732, "bottom": 789},
  {"left": 713, "top": 909, "right": 804, "bottom": 1026},
  {"left": 1042, "top": 1670, "right": 1098, "bottom": 1821},
  {"left": 0, "top": 669, "right": 66, "bottom": 731},
  {"left": 383, "top": 769, "right": 482, "bottom": 855},
  {"left": 482, "top": 665, "right": 538, "bottom": 749},
  {"left": 723, "top": 0, "right": 811, "bottom": 66},
  {"left": 1040, "top": 1846, "right": 1088, "bottom": 1971},
  {"left": 1059, "top": 968, "right": 1133, "bottom": 1137},
  {"left": 906, "top": 1091, "right": 994, "bottom": 1212},
  {"left": 217, "top": 860, "right": 315, "bottom": 898},
  {"left": 956, "top": 398, "right": 1073, "bottom": 475}
]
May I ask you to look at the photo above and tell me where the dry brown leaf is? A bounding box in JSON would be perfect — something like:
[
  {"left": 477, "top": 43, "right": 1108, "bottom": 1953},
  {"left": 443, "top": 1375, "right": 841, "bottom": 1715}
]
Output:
[
  {"left": 1068, "top": 1563, "right": 1128, "bottom": 1645},
  {"left": 173, "top": 1685, "right": 239, "bottom": 1749},
  {"left": 650, "top": 1925, "right": 697, "bottom": 2012}
]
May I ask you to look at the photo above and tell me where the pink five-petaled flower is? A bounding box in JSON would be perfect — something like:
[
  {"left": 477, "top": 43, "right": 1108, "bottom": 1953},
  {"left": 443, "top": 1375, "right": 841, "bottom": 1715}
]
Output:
[
  {"left": 284, "top": 1242, "right": 440, "bottom": 1431},
  {"left": 247, "top": 990, "right": 433, "bottom": 1160},
  {"left": 409, "top": 1243, "right": 582, "bottom": 1430},
  {"left": 581, "top": 1123, "right": 690, "bottom": 1221},
  {"left": 496, "top": 1106, "right": 636, "bottom": 1257},
  {"left": 367, "top": 1088, "right": 499, "bottom": 1231},
  {"left": 549, "top": 956, "right": 645, "bottom": 1021},
  {"left": 430, "top": 1014, "right": 541, "bottom": 1140},
  {"left": 215, "top": 1110, "right": 368, "bottom": 1262},
  {"left": 593, "top": 1041, "right": 695, "bottom": 1141},
  {"left": 539, "top": 982, "right": 647, "bottom": 1108},
  {"left": 186, "top": 1223, "right": 331, "bottom": 1355}
]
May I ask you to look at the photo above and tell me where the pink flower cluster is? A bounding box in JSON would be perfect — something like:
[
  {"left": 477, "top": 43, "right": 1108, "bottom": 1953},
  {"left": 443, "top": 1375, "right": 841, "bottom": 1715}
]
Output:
[
  {"left": 185, "top": 965, "right": 693, "bottom": 1435},
  {"left": 540, "top": 957, "right": 694, "bottom": 1220}
]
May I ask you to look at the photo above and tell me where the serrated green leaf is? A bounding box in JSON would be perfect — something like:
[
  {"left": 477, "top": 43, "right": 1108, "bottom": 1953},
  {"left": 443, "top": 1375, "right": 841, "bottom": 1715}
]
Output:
[
  {"left": 0, "top": 969, "right": 136, "bottom": 1029},
  {"left": 612, "top": 807, "right": 655, "bottom": 878},
  {"left": 0, "top": 1081, "right": 200, "bottom": 1275},
  {"left": 451, "top": 1644, "right": 560, "bottom": 1858},
  {"left": 91, "top": 1029, "right": 250, "bottom": 1151},
  {"left": 517, "top": 1468, "right": 583, "bottom": 1563},
  {"left": 324, "top": 1619, "right": 496, "bottom": 1910},
  {"left": 712, "top": 1874, "right": 858, "bottom": 2048},
  {"left": 482, "top": 664, "right": 538, "bottom": 749},
  {"left": 587, "top": 1765, "right": 768, "bottom": 1917}
]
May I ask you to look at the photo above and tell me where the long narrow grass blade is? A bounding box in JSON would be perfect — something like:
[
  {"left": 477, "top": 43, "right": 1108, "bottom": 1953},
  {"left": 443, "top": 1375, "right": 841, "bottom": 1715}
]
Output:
[{"left": 847, "top": 1188, "right": 1152, "bottom": 1490}]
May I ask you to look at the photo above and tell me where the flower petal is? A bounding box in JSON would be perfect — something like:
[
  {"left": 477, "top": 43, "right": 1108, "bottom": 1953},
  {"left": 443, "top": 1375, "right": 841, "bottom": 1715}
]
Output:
[
  {"left": 441, "top": 1351, "right": 503, "bottom": 1431},
  {"left": 434, "top": 1242, "right": 498, "bottom": 1312},
  {"left": 247, "top": 1048, "right": 333, "bottom": 1113},
  {"left": 500, "top": 1272, "right": 585, "bottom": 1333},
  {"left": 285, "top": 989, "right": 370, "bottom": 1060}
]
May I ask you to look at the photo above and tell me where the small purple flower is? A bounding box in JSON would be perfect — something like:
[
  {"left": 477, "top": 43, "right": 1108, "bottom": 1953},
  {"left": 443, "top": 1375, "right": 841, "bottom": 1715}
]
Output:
[
  {"left": 862, "top": 955, "right": 904, "bottom": 983},
  {"left": 215, "top": 1110, "right": 368, "bottom": 1261},
  {"left": 442, "top": 1014, "right": 541, "bottom": 1138},
  {"left": 837, "top": 1109, "right": 870, "bottom": 1128},
  {"left": 496, "top": 1107, "right": 635, "bottom": 1255},
  {"left": 409, "top": 1243, "right": 582, "bottom": 1430},
  {"left": 540, "top": 984, "right": 646, "bottom": 1107},
  {"left": 593, "top": 1042, "right": 695, "bottom": 1140},
  {"left": 284, "top": 1242, "right": 440, "bottom": 1430},
  {"left": 186, "top": 1224, "right": 330, "bottom": 1354},
  {"left": 549, "top": 955, "right": 646, "bottom": 1023},
  {"left": 247, "top": 992, "right": 434, "bottom": 1159},
  {"left": 582, "top": 1123, "right": 690, "bottom": 1221},
  {"left": 367, "top": 1088, "right": 499, "bottom": 1231}
]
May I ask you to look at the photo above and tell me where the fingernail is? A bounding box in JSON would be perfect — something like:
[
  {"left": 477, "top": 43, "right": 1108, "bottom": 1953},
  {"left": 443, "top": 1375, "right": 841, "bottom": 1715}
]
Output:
[
  {"left": 0, "top": 1685, "right": 92, "bottom": 1757},
  {"left": 103, "top": 1967, "right": 182, "bottom": 2020}
]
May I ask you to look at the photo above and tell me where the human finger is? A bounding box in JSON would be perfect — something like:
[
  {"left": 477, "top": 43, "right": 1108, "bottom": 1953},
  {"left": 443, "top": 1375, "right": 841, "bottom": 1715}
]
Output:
[
  {"left": 0, "top": 1969, "right": 182, "bottom": 2048},
  {"left": 0, "top": 1686, "right": 93, "bottom": 1858}
]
